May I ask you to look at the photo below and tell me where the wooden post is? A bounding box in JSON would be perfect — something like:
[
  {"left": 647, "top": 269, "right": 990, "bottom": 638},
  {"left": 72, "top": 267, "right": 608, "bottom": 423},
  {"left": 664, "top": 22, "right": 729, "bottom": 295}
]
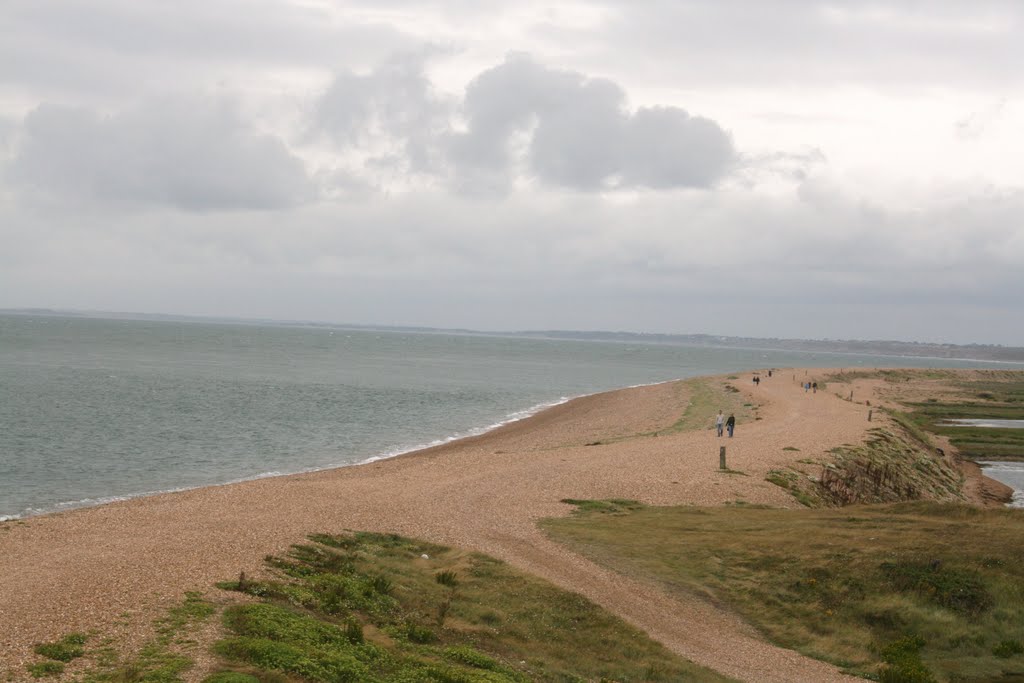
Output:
[
  {"left": 868, "top": 410, "right": 873, "bottom": 422},
  {"left": 719, "top": 446, "right": 727, "bottom": 470}
]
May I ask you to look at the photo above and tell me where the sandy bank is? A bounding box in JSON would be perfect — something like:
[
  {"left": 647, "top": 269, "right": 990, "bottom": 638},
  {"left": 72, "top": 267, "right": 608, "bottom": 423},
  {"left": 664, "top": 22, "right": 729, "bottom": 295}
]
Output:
[{"left": 0, "top": 370, "right": 1005, "bottom": 682}]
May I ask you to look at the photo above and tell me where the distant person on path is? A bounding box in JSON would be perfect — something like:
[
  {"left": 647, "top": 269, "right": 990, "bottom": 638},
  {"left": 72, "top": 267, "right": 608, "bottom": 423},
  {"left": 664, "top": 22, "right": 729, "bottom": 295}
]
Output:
[
  {"left": 726, "top": 414, "right": 736, "bottom": 437},
  {"left": 812, "top": 382, "right": 818, "bottom": 393},
  {"left": 804, "top": 382, "right": 810, "bottom": 392},
  {"left": 768, "top": 369, "right": 773, "bottom": 378},
  {"left": 716, "top": 410, "right": 724, "bottom": 437}
]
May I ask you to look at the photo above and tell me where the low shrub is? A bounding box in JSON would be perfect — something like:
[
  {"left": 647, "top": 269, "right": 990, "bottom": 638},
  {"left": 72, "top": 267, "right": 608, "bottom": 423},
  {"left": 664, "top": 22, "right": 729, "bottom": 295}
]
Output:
[
  {"left": 993, "top": 639, "right": 1024, "bottom": 658},
  {"left": 442, "top": 645, "right": 500, "bottom": 670},
  {"left": 880, "top": 561, "right": 993, "bottom": 615},
  {"left": 877, "top": 636, "right": 936, "bottom": 683},
  {"left": 404, "top": 623, "right": 436, "bottom": 644},
  {"left": 436, "top": 570, "right": 459, "bottom": 587}
]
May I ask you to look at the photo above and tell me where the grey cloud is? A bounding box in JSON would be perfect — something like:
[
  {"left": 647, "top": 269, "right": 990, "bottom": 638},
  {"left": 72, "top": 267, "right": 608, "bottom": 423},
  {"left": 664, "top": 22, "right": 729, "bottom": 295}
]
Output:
[
  {"left": 3, "top": 182, "right": 1021, "bottom": 343},
  {"left": 0, "top": 0, "right": 415, "bottom": 102},
  {"left": 311, "top": 53, "right": 735, "bottom": 194},
  {"left": 8, "top": 96, "right": 314, "bottom": 211},
  {"left": 314, "top": 53, "right": 453, "bottom": 175},
  {"left": 622, "top": 107, "right": 736, "bottom": 188},
  {"left": 0, "top": 116, "right": 15, "bottom": 155},
  {"left": 450, "top": 55, "right": 735, "bottom": 192}
]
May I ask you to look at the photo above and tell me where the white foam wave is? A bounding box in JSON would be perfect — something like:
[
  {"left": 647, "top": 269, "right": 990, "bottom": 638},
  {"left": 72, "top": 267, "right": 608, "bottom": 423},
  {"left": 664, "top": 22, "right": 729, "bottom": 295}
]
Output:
[
  {"left": 354, "top": 394, "right": 573, "bottom": 466},
  {"left": 4, "top": 394, "right": 587, "bottom": 521}
]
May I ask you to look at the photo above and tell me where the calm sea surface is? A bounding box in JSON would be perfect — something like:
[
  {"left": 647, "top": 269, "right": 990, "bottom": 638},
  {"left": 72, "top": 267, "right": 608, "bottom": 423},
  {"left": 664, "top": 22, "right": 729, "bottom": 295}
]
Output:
[{"left": 1, "top": 314, "right": 1020, "bottom": 520}]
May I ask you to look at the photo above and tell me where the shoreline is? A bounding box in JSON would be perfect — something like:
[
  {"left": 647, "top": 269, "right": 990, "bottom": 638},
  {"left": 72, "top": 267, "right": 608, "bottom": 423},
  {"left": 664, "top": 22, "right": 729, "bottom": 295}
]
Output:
[
  {"left": 3, "top": 376, "right": 691, "bottom": 524},
  {"left": 0, "top": 393, "right": 579, "bottom": 523},
  {"left": 0, "top": 368, "right": 1017, "bottom": 682}
]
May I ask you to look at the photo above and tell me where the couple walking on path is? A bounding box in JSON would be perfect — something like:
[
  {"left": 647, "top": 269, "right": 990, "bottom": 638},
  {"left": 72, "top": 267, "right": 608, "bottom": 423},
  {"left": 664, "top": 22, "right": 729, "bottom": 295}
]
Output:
[{"left": 716, "top": 410, "right": 735, "bottom": 437}]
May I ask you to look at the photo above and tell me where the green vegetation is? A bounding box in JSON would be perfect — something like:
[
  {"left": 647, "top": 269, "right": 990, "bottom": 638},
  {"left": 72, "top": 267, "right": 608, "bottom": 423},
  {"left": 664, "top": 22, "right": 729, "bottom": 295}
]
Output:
[
  {"left": 994, "top": 640, "right": 1024, "bottom": 658},
  {"left": 26, "top": 633, "right": 88, "bottom": 678},
  {"left": 825, "top": 369, "right": 958, "bottom": 384},
  {"left": 878, "top": 635, "right": 935, "bottom": 683},
  {"left": 544, "top": 500, "right": 1024, "bottom": 682},
  {"left": 764, "top": 469, "right": 817, "bottom": 507},
  {"left": 80, "top": 591, "right": 216, "bottom": 683},
  {"left": 559, "top": 498, "right": 644, "bottom": 515},
  {"left": 207, "top": 530, "right": 730, "bottom": 682},
  {"left": 819, "top": 427, "right": 964, "bottom": 505},
  {"left": 27, "top": 661, "right": 65, "bottom": 678},
  {"left": 903, "top": 377, "right": 1024, "bottom": 461},
  {"left": 764, "top": 425, "right": 963, "bottom": 509},
  {"left": 33, "top": 632, "right": 87, "bottom": 662},
  {"left": 826, "top": 370, "right": 1024, "bottom": 462}
]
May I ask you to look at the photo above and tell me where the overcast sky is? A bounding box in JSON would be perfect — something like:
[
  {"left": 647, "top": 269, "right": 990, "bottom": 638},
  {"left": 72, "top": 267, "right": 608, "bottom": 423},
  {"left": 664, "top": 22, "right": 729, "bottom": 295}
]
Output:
[{"left": 2, "top": 1, "right": 1022, "bottom": 344}]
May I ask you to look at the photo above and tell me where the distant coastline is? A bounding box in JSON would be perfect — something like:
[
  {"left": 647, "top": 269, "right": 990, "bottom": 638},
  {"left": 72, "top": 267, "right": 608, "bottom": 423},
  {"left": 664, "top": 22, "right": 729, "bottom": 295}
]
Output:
[{"left": 4, "top": 308, "right": 1022, "bottom": 363}]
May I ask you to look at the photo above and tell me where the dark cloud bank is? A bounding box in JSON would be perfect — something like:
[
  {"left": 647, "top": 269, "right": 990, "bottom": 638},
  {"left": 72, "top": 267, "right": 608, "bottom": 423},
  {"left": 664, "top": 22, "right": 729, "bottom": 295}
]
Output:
[
  {"left": 7, "top": 54, "right": 736, "bottom": 210},
  {"left": 8, "top": 96, "right": 313, "bottom": 211}
]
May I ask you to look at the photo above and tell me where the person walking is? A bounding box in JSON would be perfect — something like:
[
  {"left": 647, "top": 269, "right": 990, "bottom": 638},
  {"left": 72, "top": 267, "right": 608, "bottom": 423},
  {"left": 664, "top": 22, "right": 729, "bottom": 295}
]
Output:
[
  {"left": 716, "top": 410, "right": 724, "bottom": 437},
  {"left": 726, "top": 413, "right": 736, "bottom": 437}
]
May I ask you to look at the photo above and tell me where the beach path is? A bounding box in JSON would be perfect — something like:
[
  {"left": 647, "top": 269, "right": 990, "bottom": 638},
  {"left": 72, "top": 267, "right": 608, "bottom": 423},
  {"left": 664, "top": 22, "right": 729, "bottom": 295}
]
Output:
[{"left": 1, "top": 372, "right": 874, "bottom": 681}]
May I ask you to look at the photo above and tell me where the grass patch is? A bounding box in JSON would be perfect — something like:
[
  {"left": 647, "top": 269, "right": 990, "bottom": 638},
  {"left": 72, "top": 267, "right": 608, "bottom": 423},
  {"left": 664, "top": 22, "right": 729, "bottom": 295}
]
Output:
[
  {"left": 765, "top": 470, "right": 818, "bottom": 507},
  {"left": 560, "top": 498, "right": 644, "bottom": 514},
  {"left": 544, "top": 500, "right": 1024, "bottom": 682},
  {"left": 208, "top": 530, "right": 730, "bottom": 683},
  {"left": 27, "top": 661, "right": 65, "bottom": 678},
  {"left": 34, "top": 633, "right": 87, "bottom": 662},
  {"left": 79, "top": 592, "right": 216, "bottom": 683},
  {"left": 878, "top": 635, "right": 935, "bottom": 683}
]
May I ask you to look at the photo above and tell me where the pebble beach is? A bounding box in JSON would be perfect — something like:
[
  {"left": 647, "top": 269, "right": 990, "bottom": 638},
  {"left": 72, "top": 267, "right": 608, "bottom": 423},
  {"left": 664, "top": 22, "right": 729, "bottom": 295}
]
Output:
[{"left": 0, "top": 370, "right": 1010, "bottom": 682}]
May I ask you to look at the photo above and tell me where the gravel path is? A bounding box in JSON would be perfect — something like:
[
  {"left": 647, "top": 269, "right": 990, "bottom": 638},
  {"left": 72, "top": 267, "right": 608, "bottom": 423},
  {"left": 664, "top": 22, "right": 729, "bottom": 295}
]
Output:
[{"left": 0, "top": 370, "right": 919, "bottom": 681}]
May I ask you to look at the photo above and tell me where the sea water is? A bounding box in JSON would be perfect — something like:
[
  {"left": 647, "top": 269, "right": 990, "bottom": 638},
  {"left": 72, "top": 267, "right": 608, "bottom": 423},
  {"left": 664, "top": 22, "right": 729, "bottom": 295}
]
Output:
[
  {"left": 978, "top": 462, "right": 1024, "bottom": 509},
  {"left": 1, "top": 313, "right": 1020, "bottom": 520}
]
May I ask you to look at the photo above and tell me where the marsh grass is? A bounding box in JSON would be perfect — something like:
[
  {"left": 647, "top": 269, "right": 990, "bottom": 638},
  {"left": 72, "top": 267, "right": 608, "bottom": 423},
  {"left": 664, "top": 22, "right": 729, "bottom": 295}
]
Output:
[
  {"left": 905, "top": 378, "right": 1024, "bottom": 461},
  {"left": 544, "top": 500, "right": 1024, "bottom": 681},
  {"left": 828, "top": 370, "right": 1024, "bottom": 462},
  {"left": 209, "top": 530, "right": 730, "bottom": 683}
]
